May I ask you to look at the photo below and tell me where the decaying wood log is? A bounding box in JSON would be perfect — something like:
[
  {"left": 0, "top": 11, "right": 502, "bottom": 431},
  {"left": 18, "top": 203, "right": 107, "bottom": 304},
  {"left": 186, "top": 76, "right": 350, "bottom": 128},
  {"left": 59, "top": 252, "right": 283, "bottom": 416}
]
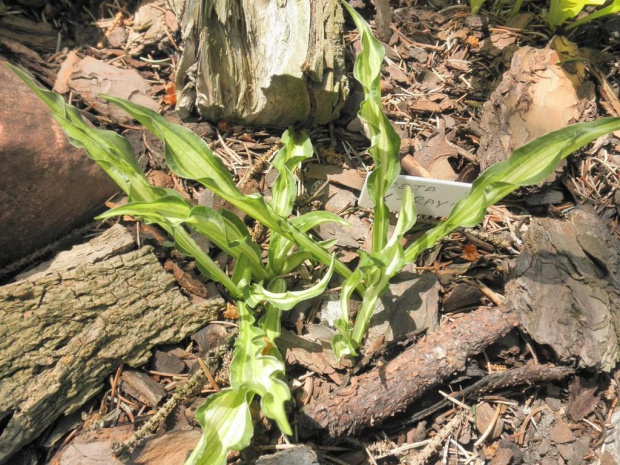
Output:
[
  {"left": 505, "top": 208, "right": 620, "bottom": 371},
  {"left": 301, "top": 307, "right": 519, "bottom": 437},
  {"left": 0, "top": 225, "right": 224, "bottom": 464},
  {"left": 173, "top": 0, "right": 348, "bottom": 127}
]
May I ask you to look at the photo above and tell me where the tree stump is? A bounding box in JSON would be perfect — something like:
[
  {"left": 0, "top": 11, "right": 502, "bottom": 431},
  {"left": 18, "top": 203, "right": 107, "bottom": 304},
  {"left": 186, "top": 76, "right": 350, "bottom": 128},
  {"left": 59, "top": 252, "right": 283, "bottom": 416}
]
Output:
[
  {"left": 0, "top": 225, "right": 224, "bottom": 464},
  {"left": 173, "top": 0, "right": 349, "bottom": 127}
]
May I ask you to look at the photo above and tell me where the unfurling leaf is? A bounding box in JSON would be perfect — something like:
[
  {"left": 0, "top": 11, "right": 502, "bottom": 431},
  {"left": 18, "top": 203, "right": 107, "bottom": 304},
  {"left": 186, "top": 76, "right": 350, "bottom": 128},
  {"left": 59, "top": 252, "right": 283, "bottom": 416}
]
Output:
[
  {"left": 341, "top": 1, "right": 401, "bottom": 252},
  {"left": 230, "top": 301, "right": 292, "bottom": 435}
]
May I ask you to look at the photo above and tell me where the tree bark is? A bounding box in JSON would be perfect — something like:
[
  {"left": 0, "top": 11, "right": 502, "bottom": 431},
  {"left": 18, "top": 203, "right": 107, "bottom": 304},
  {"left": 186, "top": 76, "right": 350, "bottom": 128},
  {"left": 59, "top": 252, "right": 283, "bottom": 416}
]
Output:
[
  {"left": 0, "top": 225, "right": 224, "bottom": 464},
  {"left": 301, "top": 307, "right": 520, "bottom": 437},
  {"left": 504, "top": 208, "right": 620, "bottom": 371},
  {"left": 173, "top": 0, "right": 348, "bottom": 127}
]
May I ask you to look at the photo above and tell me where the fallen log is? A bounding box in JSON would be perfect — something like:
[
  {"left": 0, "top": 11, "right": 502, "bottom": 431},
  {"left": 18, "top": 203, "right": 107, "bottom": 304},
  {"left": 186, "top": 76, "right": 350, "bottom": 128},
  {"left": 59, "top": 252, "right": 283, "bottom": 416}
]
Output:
[
  {"left": 0, "top": 225, "right": 224, "bottom": 464},
  {"left": 301, "top": 307, "right": 520, "bottom": 437}
]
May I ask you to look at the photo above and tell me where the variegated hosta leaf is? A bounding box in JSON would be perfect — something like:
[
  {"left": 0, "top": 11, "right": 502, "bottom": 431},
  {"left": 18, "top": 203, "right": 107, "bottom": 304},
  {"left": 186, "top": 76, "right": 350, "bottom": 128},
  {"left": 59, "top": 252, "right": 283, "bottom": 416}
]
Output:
[
  {"left": 404, "top": 117, "right": 620, "bottom": 264},
  {"left": 259, "top": 279, "right": 287, "bottom": 344},
  {"left": 96, "top": 196, "right": 267, "bottom": 282},
  {"left": 341, "top": 2, "right": 401, "bottom": 252},
  {"left": 269, "top": 211, "right": 349, "bottom": 275},
  {"left": 270, "top": 129, "right": 314, "bottom": 217},
  {"left": 103, "top": 95, "right": 353, "bottom": 281},
  {"left": 334, "top": 189, "right": 416, "bottom": 358},
  {"left": 331, "top": 265, "right": 364, "bottom": 359},
  {"left": 332, "top": 317, "right": 357, "bottom": 360},
  {"left": 96, "top": 198, "right": 238, "bottom": 294},
  {"left": 244, "top": 256, "right": 335, "bottom": 310},
  {"left": 230, "top": 301, "right": 292, "bottom": 435},
  {"left": 184, "top": 388, "right": 254, "bottom": 465}
]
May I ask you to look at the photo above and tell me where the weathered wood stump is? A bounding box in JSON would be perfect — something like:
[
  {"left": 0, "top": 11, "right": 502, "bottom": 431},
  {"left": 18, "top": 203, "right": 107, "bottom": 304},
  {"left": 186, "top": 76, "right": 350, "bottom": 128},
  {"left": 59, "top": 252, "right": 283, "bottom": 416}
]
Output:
[
  {"left": 172, "top": 0, "right": 349, "bottom": 127},
  {"left": 0, "top": 225, "right": 224, "bottom": 464}
]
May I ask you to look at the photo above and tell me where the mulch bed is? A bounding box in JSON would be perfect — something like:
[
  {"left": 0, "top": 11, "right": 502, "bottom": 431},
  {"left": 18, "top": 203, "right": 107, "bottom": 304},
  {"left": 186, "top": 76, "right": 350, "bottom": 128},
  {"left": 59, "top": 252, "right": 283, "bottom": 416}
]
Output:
[{"left": 3, "top": 0, "right": 620, "bottom": 464}]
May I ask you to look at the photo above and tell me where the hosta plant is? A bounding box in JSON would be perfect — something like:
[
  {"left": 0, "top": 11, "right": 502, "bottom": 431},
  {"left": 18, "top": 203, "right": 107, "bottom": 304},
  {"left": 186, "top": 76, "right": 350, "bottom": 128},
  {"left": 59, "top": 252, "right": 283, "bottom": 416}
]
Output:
[{"left": 10, "top": 1, "right": 620, "bottom": 463}]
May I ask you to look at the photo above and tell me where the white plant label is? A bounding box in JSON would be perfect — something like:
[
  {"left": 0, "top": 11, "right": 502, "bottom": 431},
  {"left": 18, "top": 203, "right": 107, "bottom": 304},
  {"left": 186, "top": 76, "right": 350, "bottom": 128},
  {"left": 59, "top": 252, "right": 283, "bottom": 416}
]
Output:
[{"left": 359, "top": 174, "right": 472, "bottom": 217}]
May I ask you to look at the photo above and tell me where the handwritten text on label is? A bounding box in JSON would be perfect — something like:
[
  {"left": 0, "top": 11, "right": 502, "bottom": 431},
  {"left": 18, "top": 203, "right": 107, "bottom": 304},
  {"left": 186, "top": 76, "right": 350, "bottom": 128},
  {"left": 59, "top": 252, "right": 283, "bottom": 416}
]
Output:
[{"left": 358, "top": 174, "right": 472, "bottom": 218}]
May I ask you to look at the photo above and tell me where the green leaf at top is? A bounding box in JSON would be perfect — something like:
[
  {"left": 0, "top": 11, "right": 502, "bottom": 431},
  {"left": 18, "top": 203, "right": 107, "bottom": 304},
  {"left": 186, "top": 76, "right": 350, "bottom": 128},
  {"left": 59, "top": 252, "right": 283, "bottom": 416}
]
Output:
[
  {"left": 548, "top": 0, "right": 605, "bottom": 29},
  {"left": 341, "top": 2, "right": 401, "bottom": 253}
]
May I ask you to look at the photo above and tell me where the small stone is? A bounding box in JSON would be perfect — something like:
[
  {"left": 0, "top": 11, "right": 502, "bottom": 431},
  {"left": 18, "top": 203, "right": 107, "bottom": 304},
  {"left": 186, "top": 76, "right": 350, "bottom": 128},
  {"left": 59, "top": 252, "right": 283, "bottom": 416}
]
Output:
[
  {"left": 489, "top": 447, "right": 513, "bottom": 465},
  {"left": 443, "top": 283, "right": 484, "bottom": 312},
  {"left": 545, "top": 396, "right": 562, "bottom": 412},
  {"left": 364, "top": 272, "right": 440, "bottom": 351},
  {"left": 191, "top": 324, "right": 229, "bottom": 353},
  {"left": 539, "top": 437, "right": 551, "bottom": 456},
  {"left": 63, "top": 56, "right": 159, "bottom": 123},
  {"left": 150, "top": 349, "right": 186, "bottom": 375},
  {"left": 549, "top": 420, "right": 576, "bottom": 444}
]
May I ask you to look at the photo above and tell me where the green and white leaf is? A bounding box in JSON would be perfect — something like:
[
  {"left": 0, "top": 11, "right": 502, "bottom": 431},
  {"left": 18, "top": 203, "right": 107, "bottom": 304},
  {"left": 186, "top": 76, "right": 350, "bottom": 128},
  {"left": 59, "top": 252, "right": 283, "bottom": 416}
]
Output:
[
  {"left": 96, "top": 198, "right": 238, "bottom": 294},
  {"left": 269, "top": 211, "right": 348, "bottom": 275},
  {"left": 10, "top": 64, "right": 152, "bottom": 202},
  {"left": 333, "top": 189, "right": 416, "bottom": 358},
  {"left": 103, "top": 95, "right": 353, "bottom": 281},
  {"left": 230, "top": 301, "right": 292, "bottom": 434},
  {"left": 184, "top": 388, "right": 254, "bottom": 465},
  {"left": 404, "top": 117, "right": 620, "bottom": 263},
  {"left": 270, "top": 129, "right": 313, "bottom": 217},
  {"left": 245, "top": 256, "right": 335, "bottom": 310},
  {"left": 259, "top": 279, "right": 287, "bottom": 345},
  {"left": 342, "top": 1, "right": 401, "bottom": 252}
]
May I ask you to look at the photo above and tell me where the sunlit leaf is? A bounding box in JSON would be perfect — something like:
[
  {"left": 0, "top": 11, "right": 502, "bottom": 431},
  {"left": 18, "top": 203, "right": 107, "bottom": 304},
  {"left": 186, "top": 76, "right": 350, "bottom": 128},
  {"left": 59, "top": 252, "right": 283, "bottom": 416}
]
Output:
[
  {"left": 230, "top": 301, "right": 292, "bottom": 435},
  {"left": 341, "top": 2, "right": 401, "bottom": 252},
  {"left": 184, "top": 389, "right": 254, "bottom": 465},
  {"left": 404, "top": 117, "right": 620, "bottom": 263},
  {"left": 566, "top": 0, "right": 620, "bottom": 30},
  {"left": 103, "top": 95, "right": 353, "bottom": 282},
  {"left": 548, "top": 0, "right": 606, "bottom": 29},
  {"left": 245, "top": 256, "right": 335, "bottom": 310}
]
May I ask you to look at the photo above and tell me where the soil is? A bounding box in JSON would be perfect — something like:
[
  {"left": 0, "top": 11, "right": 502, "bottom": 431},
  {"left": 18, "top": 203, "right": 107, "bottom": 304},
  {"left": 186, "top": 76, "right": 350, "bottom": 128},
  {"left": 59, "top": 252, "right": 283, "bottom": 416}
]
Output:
[{"left": 2, "top": 0, "right": 620, "bottom": 464}]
